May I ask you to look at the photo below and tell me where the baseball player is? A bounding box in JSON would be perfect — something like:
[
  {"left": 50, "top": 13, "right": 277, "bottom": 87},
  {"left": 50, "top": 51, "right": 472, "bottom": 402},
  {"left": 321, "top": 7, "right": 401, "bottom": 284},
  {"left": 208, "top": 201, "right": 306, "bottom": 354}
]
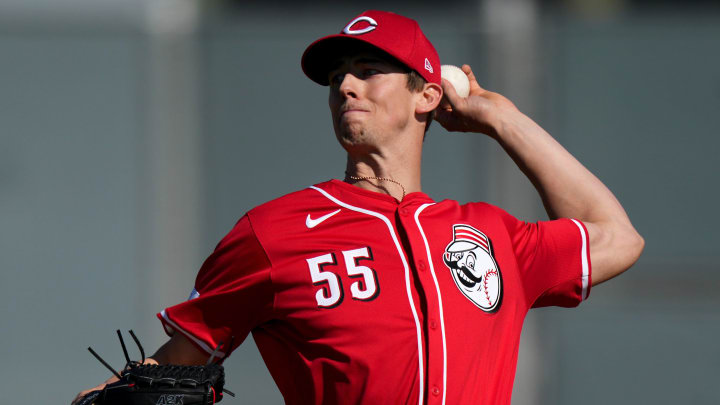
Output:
[{"left": 73, "top": 10, "right": 644, "bottom": 405}]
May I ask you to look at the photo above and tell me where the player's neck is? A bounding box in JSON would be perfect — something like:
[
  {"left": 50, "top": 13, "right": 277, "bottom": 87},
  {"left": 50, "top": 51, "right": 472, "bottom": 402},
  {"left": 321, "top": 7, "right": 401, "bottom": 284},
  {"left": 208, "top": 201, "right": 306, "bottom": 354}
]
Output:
[{"left": 343, "top": 152, "right": 422, "bottom": 202}]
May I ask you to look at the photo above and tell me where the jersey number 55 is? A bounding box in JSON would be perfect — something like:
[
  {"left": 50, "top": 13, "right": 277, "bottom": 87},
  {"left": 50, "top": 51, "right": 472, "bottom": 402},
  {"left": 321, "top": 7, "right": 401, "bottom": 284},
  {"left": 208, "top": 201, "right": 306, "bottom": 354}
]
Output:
[{"left": 306, "top": 247, "right": 380, "bottom": 308}]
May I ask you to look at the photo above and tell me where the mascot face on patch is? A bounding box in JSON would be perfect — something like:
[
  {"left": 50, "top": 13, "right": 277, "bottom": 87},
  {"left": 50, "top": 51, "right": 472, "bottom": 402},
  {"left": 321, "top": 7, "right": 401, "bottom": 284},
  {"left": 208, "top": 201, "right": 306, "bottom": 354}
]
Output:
[{"left": 443, "top": 224, "right": 502, "bottom": 312}]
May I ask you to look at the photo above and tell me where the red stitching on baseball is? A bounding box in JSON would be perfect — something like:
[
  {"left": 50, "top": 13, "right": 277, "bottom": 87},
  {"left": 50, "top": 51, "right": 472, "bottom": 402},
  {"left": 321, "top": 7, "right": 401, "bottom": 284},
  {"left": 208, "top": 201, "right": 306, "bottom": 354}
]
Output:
[{"left": 483, "top": 268, "right": 498, "bottom": 305}]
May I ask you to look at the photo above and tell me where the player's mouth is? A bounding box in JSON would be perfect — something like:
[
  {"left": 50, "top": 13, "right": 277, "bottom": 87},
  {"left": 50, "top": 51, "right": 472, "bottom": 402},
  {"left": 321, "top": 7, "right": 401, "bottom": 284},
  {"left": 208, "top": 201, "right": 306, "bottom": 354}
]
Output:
[
  {"left": 339, "top": 103, "right": 369, "bottom": 116},
  {"left": 454, "top": 266, "right": 482, "bottom": 288},
  {"left": 341, "top": 109, "right": 368, "bottom": 117}
]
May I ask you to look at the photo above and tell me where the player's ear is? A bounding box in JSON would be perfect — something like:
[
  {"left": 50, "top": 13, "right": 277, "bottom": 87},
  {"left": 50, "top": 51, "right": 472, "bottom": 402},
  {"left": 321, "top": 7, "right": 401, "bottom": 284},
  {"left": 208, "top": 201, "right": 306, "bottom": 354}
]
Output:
[{"left": 416, "top": 82, "right": 443, "bottom": 114}]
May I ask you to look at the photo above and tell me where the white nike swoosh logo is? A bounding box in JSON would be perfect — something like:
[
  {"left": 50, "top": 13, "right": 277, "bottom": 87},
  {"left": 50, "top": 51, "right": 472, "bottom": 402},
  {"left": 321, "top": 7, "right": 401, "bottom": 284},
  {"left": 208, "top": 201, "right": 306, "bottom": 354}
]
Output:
[{"left": 306, "top": 209, "right": 341, "bottom": 229}]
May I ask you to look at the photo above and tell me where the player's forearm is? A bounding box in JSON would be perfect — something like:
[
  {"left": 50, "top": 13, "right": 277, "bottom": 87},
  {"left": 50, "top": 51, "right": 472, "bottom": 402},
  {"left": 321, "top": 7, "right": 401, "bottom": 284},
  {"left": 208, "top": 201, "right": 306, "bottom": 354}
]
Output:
[
  {"left": 492, "top": 109, "right": 644, "bottom": 283},
  {"left": 150, "top": 333, "right": 209, "bottom": 365},
  {"left": 492, "top": 110, "right": 621, "bottom": 222}
]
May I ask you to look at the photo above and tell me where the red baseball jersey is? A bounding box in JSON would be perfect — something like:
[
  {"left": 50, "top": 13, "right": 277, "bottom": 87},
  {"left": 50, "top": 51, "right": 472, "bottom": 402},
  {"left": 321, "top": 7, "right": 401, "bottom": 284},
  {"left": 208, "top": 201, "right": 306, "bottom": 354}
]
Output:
[{"left": 158, "top": 179, "right": 591, "bottom": 405}]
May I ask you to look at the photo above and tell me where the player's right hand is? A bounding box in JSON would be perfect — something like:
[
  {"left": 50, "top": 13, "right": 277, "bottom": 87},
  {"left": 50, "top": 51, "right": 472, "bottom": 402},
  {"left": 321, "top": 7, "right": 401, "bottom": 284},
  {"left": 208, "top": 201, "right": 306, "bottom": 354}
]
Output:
[{"left": 435, "top": 64, "right": 519, "bottom": 138}]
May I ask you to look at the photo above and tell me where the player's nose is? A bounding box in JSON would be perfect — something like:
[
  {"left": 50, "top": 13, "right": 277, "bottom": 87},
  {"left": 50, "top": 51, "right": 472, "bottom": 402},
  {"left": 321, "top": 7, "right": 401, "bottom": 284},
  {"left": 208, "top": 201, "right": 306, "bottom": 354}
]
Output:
[{"left": 338, "top": 73, "right": 361, "bottom": 99}]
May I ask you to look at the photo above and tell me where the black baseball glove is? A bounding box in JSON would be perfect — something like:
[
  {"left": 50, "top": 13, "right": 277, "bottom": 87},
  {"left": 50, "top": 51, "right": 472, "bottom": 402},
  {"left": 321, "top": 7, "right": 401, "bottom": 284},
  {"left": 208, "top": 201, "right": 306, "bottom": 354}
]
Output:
[{"left": 76, "top": 330, "right": 234, "bottom": 405}]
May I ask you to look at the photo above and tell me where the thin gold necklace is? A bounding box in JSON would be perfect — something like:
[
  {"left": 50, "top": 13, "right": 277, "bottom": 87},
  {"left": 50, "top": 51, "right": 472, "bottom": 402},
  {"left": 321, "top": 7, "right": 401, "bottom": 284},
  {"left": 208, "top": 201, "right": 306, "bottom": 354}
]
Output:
[{"left": 345, "top": 174, "right": 407, "bottom": 200}]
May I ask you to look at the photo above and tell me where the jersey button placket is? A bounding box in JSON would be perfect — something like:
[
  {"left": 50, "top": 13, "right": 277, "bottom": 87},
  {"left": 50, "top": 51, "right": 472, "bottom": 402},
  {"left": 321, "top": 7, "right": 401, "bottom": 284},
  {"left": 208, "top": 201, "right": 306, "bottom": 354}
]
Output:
[{"left": 398, "top": 203, "right": 444, "bottom": 403}]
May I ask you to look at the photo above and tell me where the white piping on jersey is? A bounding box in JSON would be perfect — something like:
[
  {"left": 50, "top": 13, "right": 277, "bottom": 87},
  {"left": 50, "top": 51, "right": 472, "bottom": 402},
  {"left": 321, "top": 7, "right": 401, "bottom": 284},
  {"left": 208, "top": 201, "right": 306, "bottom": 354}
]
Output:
[
  {"left": 414, "top": 203, "right": 447, "bottom": 405},
  {"left": 570, "top": 219, "right": 590, "bottom": 300},
  {"left": 309, "top": 185, "right": 425, "bottom": 405},
  {"left": 159, "top": 309, "right": 226, "bottom": 358}
]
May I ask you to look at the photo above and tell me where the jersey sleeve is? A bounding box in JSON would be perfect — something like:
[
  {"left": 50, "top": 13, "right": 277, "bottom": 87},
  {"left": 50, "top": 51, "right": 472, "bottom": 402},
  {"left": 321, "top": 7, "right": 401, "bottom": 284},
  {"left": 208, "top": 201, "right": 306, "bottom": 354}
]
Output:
[
  {"left": 493, "top": 206, "right": 591, "bottom": 308},
  {"left": 157, "top": 214, "right": 274, "bottom": 359}
]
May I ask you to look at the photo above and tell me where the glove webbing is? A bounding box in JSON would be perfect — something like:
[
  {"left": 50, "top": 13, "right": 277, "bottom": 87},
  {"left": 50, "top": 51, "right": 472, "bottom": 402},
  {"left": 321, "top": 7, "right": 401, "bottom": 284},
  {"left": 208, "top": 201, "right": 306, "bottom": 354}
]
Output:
[
  {"left": 124, "top": 363, "right": 225, "bottom": 389},
  {"left": 84, "top": 330, "right": 235, "bottom": 403}
]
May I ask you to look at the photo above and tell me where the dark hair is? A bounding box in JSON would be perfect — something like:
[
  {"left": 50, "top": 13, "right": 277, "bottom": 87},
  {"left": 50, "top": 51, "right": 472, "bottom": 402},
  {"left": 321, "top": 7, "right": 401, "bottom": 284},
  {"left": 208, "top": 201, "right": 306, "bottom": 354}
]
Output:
[
  {"left": 405, "top": 69, "right": 426, "bottom": 93},
  {"left": 406, "top": 70, "right": 434, "bottom": 134}
]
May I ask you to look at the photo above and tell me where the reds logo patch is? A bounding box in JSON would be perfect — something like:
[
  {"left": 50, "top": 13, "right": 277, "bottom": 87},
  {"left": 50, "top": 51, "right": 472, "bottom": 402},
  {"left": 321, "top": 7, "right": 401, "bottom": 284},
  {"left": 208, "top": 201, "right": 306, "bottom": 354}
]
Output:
[
  {"left": 342, "top": 16, "right": 378, "bottom": 35},
  {"left": 443, "top": 224, "right": 502, "bottom": 312}
]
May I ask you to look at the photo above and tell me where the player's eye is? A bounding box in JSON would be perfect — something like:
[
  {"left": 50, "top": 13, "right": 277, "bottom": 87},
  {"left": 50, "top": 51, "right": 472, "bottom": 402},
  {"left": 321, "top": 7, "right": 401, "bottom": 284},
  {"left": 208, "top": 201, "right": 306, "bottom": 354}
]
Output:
[
  {"left": 329, "top": 72, "right": 345, "bottom": 86},
  {"left": 363, "top": 68, "right": 380, "bottom": 77},
  {"left": 466, "top": 255, "right": 475, "bottom": 269},
  {"left": 453, "top": 253, "right": 462, "bottom": 261}
]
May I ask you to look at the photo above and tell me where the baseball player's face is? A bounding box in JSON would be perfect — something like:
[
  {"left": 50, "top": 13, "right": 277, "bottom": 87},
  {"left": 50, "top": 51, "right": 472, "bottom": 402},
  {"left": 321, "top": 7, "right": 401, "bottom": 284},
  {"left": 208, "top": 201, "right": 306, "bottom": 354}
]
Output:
[
  {"left": 444, "top": 244, "right": 502, "bottom": 311},
  {"left": 327, "top": 49, "right": 418, "bottom": 151},
  {"left": 444, "top": 248, "right": 485, "bottom": 290}
]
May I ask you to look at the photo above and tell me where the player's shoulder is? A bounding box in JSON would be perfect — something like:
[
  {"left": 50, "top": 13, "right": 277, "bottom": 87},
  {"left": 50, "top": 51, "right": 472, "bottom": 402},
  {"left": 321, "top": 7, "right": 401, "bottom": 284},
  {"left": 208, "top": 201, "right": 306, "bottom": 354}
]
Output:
[
  {"left": 429, "top": 199, "right": 522, "bottom": 232},
  {"left": 246, "top": 180, "right": 337, "bottom": 220},
  {"left": 434, "top": 198, "right": 504, "bottom": 215}
]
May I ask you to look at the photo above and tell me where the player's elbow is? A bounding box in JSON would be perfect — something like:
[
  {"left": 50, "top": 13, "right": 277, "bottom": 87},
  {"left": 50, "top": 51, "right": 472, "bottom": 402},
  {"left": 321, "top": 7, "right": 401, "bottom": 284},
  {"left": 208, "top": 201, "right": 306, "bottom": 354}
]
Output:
[
  {"left": 611, "top": 225, "right": 645, "bottom": 275},
  {"left": 631, "top": 230, "right": 645, "bottom": 261},
  {"left": 590, "top": 222, "right": 644, "bottom": 286},
  {"left": 629, "top": 230, "right": 645, "bottom": 267}
]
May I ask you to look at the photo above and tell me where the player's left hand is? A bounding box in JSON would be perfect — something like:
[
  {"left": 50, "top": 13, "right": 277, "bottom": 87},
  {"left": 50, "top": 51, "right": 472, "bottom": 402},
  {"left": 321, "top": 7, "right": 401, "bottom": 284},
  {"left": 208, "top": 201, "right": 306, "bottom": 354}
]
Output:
[{"left": 435, "top": 64, "right": 518, "bottom": 138}]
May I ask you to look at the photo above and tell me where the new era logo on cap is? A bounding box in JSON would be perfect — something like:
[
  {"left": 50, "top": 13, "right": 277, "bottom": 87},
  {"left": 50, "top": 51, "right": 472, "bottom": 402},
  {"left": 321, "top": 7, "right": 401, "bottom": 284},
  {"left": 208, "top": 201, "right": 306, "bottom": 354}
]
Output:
[{"left": 424, "top": 58, "right": 433, "bottom": 73}]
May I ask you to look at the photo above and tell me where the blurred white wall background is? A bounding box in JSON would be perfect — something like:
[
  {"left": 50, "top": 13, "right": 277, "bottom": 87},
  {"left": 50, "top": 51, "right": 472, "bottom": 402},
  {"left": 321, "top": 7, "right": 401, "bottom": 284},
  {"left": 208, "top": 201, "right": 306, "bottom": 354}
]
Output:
[{"left": 1, "top": 0, "right": 719, "bottom": 403}]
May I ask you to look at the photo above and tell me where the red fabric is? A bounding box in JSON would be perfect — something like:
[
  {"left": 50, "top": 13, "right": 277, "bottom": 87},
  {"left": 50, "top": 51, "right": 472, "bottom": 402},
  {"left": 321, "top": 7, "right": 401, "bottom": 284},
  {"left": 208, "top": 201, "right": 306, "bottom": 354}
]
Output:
[
  {"left": 158, "top": 215, "right": 274, "bottom": 357},
  {"left": 490, "top": 205, "right": 591, "bottom": 307},
  {"left": 158, "top": 179, "right": 591, "bottom": 405},
  {"left": 302, "top": 10, "right": 441, "bottom": 86}
]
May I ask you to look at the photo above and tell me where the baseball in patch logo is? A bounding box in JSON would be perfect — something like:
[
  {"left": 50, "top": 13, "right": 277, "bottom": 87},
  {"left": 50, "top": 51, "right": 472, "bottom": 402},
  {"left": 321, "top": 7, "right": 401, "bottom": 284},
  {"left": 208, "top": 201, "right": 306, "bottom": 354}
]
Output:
[{"left": 443, "top": 224, "right": 502, "bottom": 312}]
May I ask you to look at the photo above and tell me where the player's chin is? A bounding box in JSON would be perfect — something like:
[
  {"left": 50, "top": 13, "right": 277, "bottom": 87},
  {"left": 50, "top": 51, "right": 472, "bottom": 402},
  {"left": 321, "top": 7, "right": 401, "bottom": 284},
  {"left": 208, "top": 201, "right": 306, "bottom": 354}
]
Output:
[
  {"left": 338, "top": 114, "right": 368, "bottom": 132},
  {"left": 335, "top": 124, "right": 367, "bottom": 145}
]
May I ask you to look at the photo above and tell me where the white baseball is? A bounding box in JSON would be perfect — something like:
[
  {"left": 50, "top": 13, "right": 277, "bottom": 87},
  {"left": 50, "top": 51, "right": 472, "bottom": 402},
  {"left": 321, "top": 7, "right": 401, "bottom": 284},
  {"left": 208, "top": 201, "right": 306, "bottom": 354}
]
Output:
[{"left": 441, "top": 65, "right": 470, "bottom": 98}]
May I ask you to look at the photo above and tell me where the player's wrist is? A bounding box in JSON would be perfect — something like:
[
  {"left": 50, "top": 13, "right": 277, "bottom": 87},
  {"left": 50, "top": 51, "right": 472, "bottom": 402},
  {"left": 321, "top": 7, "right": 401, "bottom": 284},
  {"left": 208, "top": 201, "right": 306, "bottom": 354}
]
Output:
[
  {"left": 142, "top": 357, "right": 159, "bottom": 365},
  {"left": 484, "top": 110, "right": 513, "bottom": 140},
  {"left": 489, "top": 108, "right": 535, "bottom": 143}
]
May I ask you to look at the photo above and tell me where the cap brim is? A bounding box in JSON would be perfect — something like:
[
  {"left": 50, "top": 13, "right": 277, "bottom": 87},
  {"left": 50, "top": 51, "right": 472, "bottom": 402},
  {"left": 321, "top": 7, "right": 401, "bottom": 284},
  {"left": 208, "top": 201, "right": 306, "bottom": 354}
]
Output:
[{"left": 301, "top": 35, "right": 403, "bottom": 86}]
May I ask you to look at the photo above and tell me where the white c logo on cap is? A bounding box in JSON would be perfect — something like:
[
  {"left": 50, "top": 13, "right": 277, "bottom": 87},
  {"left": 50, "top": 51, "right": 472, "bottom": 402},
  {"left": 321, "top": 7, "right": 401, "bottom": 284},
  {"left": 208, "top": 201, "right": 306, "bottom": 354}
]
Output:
[{"left": 342, "top": 16, "right": 378, "bottom": 35}]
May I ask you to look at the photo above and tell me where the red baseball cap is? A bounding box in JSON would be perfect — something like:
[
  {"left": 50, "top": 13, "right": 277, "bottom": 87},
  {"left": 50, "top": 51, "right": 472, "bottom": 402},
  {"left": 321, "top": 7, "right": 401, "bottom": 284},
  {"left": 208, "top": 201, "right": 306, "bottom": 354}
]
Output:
[{"left": 301, "top": 10, "right": 441, "bottom": 86}]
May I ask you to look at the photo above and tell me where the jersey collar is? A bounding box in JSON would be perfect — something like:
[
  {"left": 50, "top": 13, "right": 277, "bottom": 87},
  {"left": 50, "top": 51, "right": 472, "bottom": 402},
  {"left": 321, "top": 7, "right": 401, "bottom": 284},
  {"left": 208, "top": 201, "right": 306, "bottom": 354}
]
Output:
[{"left": 316, "top": 179, "right": 434, "bottom": 208}]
